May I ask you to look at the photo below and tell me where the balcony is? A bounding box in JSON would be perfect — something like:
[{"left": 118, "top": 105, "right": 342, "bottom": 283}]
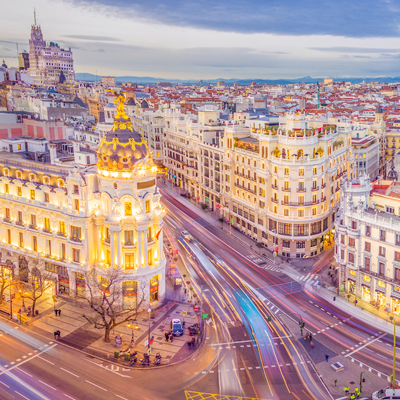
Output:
[
  {"left": 321, "top": 183, "right": 326, "bottom": 189},
  {"left": 311, "top": 186, "right": 319, "bottom": 192},
  {"left": 282, "top": 187, "right": 291, "bottom": 192},
  {"left": 380, "top": 237, "right": 386, "bottom": 242},
  {"left": 123, "top": 241, "right": 135, "bottom": 248},
  {"left": 70, "top": 236, "right": 82, "bottom": 243},
  {"left": 321, "top": 196, "right": 327, "bottom": 202},
  {"left": 281, "top": 200, "right": 319, "bottom": 207},
  {"left": 296, "top": 188, "right": 306, "bottom": 193},
  {"left": 234, "top": 183, "right": 256, "bottom": 195},
  {"left": 272, "top": 185, "right": 278, "bottom": 190},
  {"left": 3, "top": 218, "right": 11, "bottom": 224},
  {"left": 271, "top": 197, "right": 278, "bottom": 204},
  {"left": 57, "top": 231, "right": 66, "bottom": 237},
  {"left": 29, "top": 224, "right": 37, "bottom": 230},
  {"left": 16, "top": 220, "right": 24, "bottom": 227},
  {"left": 104, "top": 237, "right": 110, "bottom": 244},
  {"left": 43, "top": 228, "right": 51, "bottom": 234}
]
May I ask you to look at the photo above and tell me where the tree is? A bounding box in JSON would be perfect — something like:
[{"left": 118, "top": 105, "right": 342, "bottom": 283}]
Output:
[
  {"left": 256, "top": 242, "right": 264, "bottom": 255},
  {"left": 201, "top": 204, "right": 209, "bottom": 211},
  {"left": 0, "top": 264, "right": 13, "bottom": 305},
  {"left": 18, "top": 265, "right": 54, "bottom": 317},
  {"left": 77, "top": 267, "right": 147, "bottom": 343},
  {"left": 218, "top": 217, "right": 224, "bottom": 228}
]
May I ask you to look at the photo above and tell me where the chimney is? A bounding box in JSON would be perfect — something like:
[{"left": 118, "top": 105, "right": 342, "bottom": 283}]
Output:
[{"left": 50, "top": 143, "right": 57, "bottom": 165}]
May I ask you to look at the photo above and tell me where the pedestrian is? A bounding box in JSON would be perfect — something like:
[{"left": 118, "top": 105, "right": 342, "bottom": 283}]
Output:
[
  {"left": 355, "top": 387, "right": 360, "bottom": 396},
  {"left": 325, "top": 354, "right": 329, "bottom": 362},
  {"left": 54, "top": 331, "right": 58, "bottom": 340},
  {"left": 309, "top": 333, "right": 313, "bottom": 342},
  {"left": 169, "top": 333, "right": 173, "bottom": 342},
  {"left": 58, "top": 309, "right": 61, "bottom": 316},
  {"left": 57, "top": 330, "right": 61, "bottom": 338},
  {"left": 343, "top": 386, "right": 349, "bottom": 394},
  {"left": 350, "top": 394, "right": 356, "bottom": 400},
  {"left": 310, "top": 340, "right": 314, "bottom": 349},
  {"left": 191, "top": 337, "right": 195, "bottom": 348},
  {"left": 164, "top": 332, "right": 169, "bottom": 342},
  {"left": 54, "top": 309, "right": 58, "bottom": 317},
  {"left": 304, "top": 333, "right": 309, "bottom": 342},
  {"left": 187, "top": 340, "right": 191, "bottom": 349}
]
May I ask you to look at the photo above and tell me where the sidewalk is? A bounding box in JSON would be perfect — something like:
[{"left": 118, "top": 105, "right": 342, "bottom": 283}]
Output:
[
  {"left": 0, "top": 280, "right": 202, "bottom": 366},
  {"left": 309, "top": 283, "right": 400, "bottom": 335}
]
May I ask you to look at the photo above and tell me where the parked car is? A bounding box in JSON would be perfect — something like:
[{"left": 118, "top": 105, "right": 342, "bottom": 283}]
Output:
[{"left": 171, "top": 318, "right": 184, "bottom": 336}]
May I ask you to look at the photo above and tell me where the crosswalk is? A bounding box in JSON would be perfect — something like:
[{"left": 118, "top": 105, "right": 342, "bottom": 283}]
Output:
[
  {"left": 246, "top": 254, "right": 282, "bottom": 273},
  {"left": 335, "top": 397, "right": 368, "bottom": 400},
  {"left": 298, "top": 273, "right": 320, "bottom": 286}
]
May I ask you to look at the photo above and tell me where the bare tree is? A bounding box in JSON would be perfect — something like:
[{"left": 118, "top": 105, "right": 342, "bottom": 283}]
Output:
[
  {"left": 77, "top": 267, "right": 147, "bottom": 342},
  {"left": 18, "top": 265, "right": 55, "bottom": 317},
  {"left": 0, "top": 264, "right": 13, "bottom": 305}
]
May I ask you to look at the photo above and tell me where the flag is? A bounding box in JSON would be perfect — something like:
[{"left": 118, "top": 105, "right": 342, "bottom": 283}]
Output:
[{"left": 156, "top": 228, "right": 162, "bottom": 240}]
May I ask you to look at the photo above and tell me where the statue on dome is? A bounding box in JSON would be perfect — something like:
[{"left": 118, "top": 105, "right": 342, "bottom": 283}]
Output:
[{"left": 105, "top": 89, "right": 133, "bottom": 132}]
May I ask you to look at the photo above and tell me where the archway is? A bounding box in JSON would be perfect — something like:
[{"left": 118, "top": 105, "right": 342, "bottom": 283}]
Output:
[{"left": 19, "top": 256, "right": 29, "bottom": 282}]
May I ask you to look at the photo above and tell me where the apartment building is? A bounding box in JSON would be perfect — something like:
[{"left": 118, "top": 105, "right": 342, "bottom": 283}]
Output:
[{"left": 335, "top": 176, "right": 400, "bottom": 314}]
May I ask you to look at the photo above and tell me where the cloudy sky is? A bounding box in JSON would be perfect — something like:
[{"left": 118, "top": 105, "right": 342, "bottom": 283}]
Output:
[{"left": 2, "top": 0, "right": 400, "bottom": 79}]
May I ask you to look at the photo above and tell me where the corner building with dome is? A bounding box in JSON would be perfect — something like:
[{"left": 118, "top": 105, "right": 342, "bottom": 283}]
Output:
[{"left": 0, "top": 93, "right": 166, "bottom": 307}]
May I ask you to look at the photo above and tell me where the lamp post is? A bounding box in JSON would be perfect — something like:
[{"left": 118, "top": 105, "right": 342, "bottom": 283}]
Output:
[
  {"left": 271, "top": 229, "right": 277, "bottom": 263},
  {"left": 147, "top": 308, "right": 151, "bottom": 350},
  {"left": 391, "top": 317, "right": 396, "bottom": 395}
]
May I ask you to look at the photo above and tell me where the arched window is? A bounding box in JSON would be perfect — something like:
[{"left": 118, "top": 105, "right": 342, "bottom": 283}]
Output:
[
  {"left": 43, "top": 176, "right": 50, "bottom": 185},
  {"left": 29, "top": 173, "right": 36, "bottom": 182},
  {"left": 57, "top": 179, "right": 64, "bottom": 187},
  {"left": 3, "top": 168, "right": 9, "bottom": 176},
  {"left": 16, "top": 171, "right": 22, "bottom": 179}
]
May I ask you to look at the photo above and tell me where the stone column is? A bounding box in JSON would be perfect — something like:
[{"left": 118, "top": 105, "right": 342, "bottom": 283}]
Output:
[
  {"left": 138, "top": 230, "right": 143, "bottom": 268},
  {"left": 143, "top": 230, "right": 148, "bottom": 268},
  {"left": 116, "top": 230, "right": 122, "bottom": 268},
  {"left": 95, "top": 223, "right": 101, "bottom": 263},
  {"left": 110, "top": 231, "right": 115, "bottom": 268}
]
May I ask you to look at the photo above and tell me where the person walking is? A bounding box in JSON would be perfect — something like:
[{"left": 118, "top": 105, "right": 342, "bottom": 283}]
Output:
[
  {"left": 164, "top": 332, "right": 169, "bottom": 342},
  {"left": 191, "top": 337, "right": 195, "bottom": 348},
  {"left": 54, "top": 309, "right": 58, "bottom": 317},
  {"left": 58, "top": 309, "right": 61, "bottom": 316},
  {"left": 309, "top": 333, "right": 313, "bottom": 342},
  {"left": 343, "top": 386, "right": 349, "bottom": 394},
  {"left": 310, "top": 340, "right": 314, "bottom": 349},
  {"left": 325, "top": 354, "right": 329, "bottom": 362},
  {"left": 54, "top": 331, "right": 58, "bottom": 340},
  {"left": 169, "top": 333, "right": 174, "bottom": 342}
]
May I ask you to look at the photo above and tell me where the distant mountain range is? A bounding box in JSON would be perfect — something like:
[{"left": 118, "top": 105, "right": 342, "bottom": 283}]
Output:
[{"left": 75, "top": 73, "right": 400, "bottom": 86}]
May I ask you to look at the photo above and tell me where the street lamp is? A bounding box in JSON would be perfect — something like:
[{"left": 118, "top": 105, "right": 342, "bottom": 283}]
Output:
[
  {"left": 271, "top": 229, "right": 277, "bottom": 263},
  {"left": 147, "top": 308, "right": 152, "bottom": 350}
]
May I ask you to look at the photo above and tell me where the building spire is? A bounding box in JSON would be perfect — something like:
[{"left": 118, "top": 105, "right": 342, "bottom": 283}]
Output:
[{"left": 34, "top": 7, "right": 37, "bottom": 26}]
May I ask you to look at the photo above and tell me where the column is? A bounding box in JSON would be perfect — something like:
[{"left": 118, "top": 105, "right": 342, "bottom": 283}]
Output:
[
  {"left": 143, "top": 230, "right": 148, "bottom": 268},
  {"left": 96, "top": 224, "right": 101, "bottom": 263},
  {"left": 116, "top": 230, "right": 122, "bottom": 268},
  {"left": 158, "top": 228, "right": 164, "bottom": 260},
  {"left": 110, "top": 231, "right": 115, "bottom": 268},
  {"left": 138, "top": 231, "right": 143, "bottom": 268}
]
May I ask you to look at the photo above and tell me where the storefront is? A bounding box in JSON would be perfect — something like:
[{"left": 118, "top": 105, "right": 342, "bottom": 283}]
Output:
[
  {"left": 122, "top": 281, "right": 137, "bottom": 310},
  {"left": 348, "top": 279, "right": 355, "bottom": 294},
  {"left": 376, "top": 290, "right": 386, "bottom": 307},
  {"left": 362, "top": 285, "right": 371, "bottom": 302},
  {"left": 59, "top": 274, "right": 70, "bottom": 295},
  {"left": 150, "top": 275, "right": 159, "bottom": 303},
  {"left": 392, "top": 287, "right": 400, "bottom": 314},
  {"left": 75, "top": 272, "right": 85, "bottom": 297}
]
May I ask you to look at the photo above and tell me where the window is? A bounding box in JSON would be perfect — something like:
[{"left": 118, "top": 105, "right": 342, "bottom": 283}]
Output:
[
  {"left": 274, "top": 166, "right": 277, "bottom": 173},
  {"left": 311, "top": 221, "right": 321, "bottom": 234},
  {"left": 379, "top": 246, "right": 386, "bottom": 257},
  {"left": 30, "top": 214, "right": 36, "bottom": 227},
  {"left": 378, "top": 262, "right": 385, "bottom": 276},
  {"left": 125, "top": 230, "right": 134, "bottom": 244},
  {"left": 7, "top": 229, "right": 11, "bottom": 244},
  {"left": 312, "top": 208, "right": 317, "bottom": 215},
  {"left": 298, "top": 210, "right": 304, "bottom": 217},
  {"left": 44, "top": 193, "right": 49, "bottom": 202},
  {"left": 395, "top": 251, "right": 400, "bottom": 262},
  {"left": 294, "top": 224, "right": 306, "bottom": 236},
  {"left": 57, "top": 179, "right": 64, "bottom": 187},
  {"left": 148, "top": 249, "right": 153, "bottom": 265},
  {"left": 348, "top": 253, "right": 355, "bottom": 264},
  {"left": 365, "top": 226, "right": 371, "bottom": 237},
  {"left": 43, "top": 176, "right": 50, "bottom": 185},
  {"left": 19, "top": 232, "right": 23, "bottom": 247},
  {"left": 73, "top": 249, "right": 80, "bottom": 263},
  {"left": 341, "top": 249, "right": 345, "bottom": 260},
  {"left": 73, "top": 185, "right": 79, "bottom": 194},
  {"left": 351, "top": 221, "right": 357, "bottom": 229},
  {"left": 125, "top": 253, "right": 135, "bottom": 269},
  {"left": 313, "top": 167, "right": 317, "bottom": 175},
  {"left": 341, "top": 235, "right": 345, "bottom": 244},
  {"left": 44, "top": 217, "right": 50, "bottom": 231},
  {"left": 4, "top": 184, "right": 8, "bottom": 194},
  {"left": 71, "top": 226, "right": 81, "bottom": 240},
  {"left": 349, "top": 238, "right": 355, "bottom": 247},
  {"left": 380, "top": 230, "right": 386, "bottom": 241},
  {"left": 284, "top": 209, "right": 289, "bottom": 216},
  {"left": 386, "top": 206, "right": 395, "bottom": 213},
  {"left": 299, "top": 169, "right": 304, "bottom": 176},
  {"left": 30, "top": 189, "right": 35, "bottom": 200},
  {"left": 3, "top": 168, "right": 9, "bottom": 176},
  {"left": 74, "top": 199, "right": 80, "bottom": 211},
  {"left": 296, "top": 241, "right": 305, "bottom": 249},
  {"left": 125, "top": 202, "right": 132, "bottom": 216},
  {"left": 29, "top": 174, "right": 36, "bottom": 181},
  {"left": 278, "top": 222, "right": 291, "bottom": 235},
  {"left": 46, "top": 239, "right": 51, "bottom": 256},
  {"left": 59, "top": 221, "right": 65, "bottom": 234},
  {"left": 32, "top": 236, "right": 37, "bottom": 252},
  {"left": 395, "top": 268, "right": 400, "bottom": 281},
  {"left": 17, "top": 187, "right": 22, "bottom": 196},
  {"left": 145, "top": 200, "right": 150, "bottom": 213},
  {"left": 311, "top": 238, "right": 317, "bottom": 247},
  {"left": 61, "top": 243, "right": 66, "bottom": 260},
  {"left": 365, "top": 242, "right": 371, "bottom": 252},
  {"left": 364, "top": 257, "right": 370, "bottom": 270},
  {"left": 284, "top": 168, "right": 289, "bottom": 175},
  {"left": 283, "top": 240, "right": 290, "bottom": 248},
  {"left": 16, "top": 171, "right": 22, "bottom": 179}
]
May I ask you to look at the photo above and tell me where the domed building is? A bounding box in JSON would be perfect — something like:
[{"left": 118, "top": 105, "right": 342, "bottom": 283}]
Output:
[{"left": 95, "top": 92, "right": 166, "bottom": 306}]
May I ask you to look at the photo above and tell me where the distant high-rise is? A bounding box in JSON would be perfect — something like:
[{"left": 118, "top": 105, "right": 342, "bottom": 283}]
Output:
[{"left": 28, "top": 10, "right": 75, "bottom": 86}]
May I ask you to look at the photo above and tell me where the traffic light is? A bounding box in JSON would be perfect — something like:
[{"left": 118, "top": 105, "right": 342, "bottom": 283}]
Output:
[{"left": 299, "top": 320, "right": 305, "bottom": 329}]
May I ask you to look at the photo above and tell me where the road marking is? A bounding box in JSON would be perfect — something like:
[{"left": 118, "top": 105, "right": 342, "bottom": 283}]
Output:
[
  {"left": 84, "top": 359, "right": 131, "bottom": 378},
  {"left": 39, "top": 380, "right": 57, "bottom": 390},
  {"left": 115, "top": 395, "right": 129, "bottom": 400},
  {"left": 16, "top": 368, "right": 32, "bottom": 377},
  {"left": 0, "top": 381, "right": 10, "bottom": 388},
  {"left": 345, "top": 333, "right": 386, "bottom": 357},
  {"left": 63, "top": 394, "right": 76, "bottom": 400},
  {"left": 85, "top": 380, "right": 107, "bottom": 391},
  {"left": 15, "top": 391, "right": 30, "bottom": 400},
  {"left": 0, "top": 344, "right": 57, "bottom": 377},
  {"left": 60, "top": 368, "right": 79, "bottom": 378},
  {"left": 37, "top": 356, "right": 54, "bottom": 365}
]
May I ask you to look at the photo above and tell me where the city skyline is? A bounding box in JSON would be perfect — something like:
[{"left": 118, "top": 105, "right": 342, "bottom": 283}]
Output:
[{"left": 2, "top": 0, "right": 400, "bottom": 80}]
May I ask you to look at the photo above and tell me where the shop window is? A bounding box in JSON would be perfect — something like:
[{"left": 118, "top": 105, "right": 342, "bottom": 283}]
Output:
[
  {"left": 150, "top": 276, "right": 159, "bottom": 303},
  {"left": 125, "top": 202, "right": 132, "bottom": 216},
  {"left": 296, "top": 241, "right": 305, "bottom": 249}
]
